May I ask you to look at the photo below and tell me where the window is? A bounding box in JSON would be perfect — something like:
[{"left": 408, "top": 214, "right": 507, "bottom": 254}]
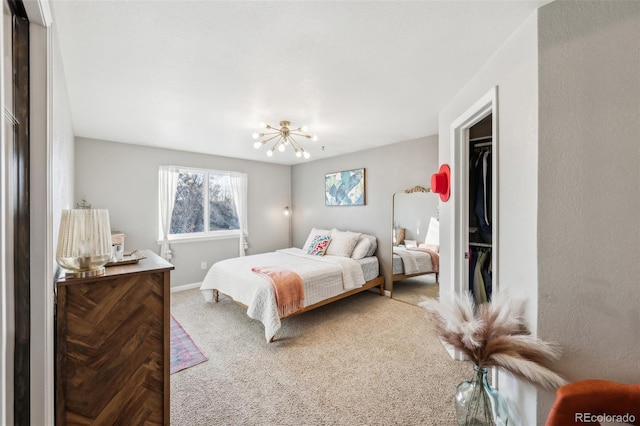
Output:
[
  {"left": 159, "top": 166, "right": 247, "bottom": 242},
  {"left": 170, "top": 170, "right": 239, "bottom": 234}
]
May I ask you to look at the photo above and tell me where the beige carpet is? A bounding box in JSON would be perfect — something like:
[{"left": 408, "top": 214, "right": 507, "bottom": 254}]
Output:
[{"left": 170, "top": 288, "right": 470, "bottom": 425}]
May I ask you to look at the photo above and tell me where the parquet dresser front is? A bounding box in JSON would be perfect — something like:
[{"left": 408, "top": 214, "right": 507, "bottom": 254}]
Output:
[{"left": 55, "top": 250, "right": 173, "bottom": 425}]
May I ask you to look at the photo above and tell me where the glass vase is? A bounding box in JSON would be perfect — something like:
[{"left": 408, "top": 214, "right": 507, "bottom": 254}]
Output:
[{"left": 455, "top": 366, "right": 512, "bottom": 426}]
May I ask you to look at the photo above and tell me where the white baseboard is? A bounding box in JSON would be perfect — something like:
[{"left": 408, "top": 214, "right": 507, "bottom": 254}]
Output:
[
  {"left": 171, "top": 282, "right": 202, "bottom": 293},
  {"left": 441, "top": 339, "right": 462, "bottom": 360}
]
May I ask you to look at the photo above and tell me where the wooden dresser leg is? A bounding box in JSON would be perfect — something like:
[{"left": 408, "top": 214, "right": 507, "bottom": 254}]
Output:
[{"left": 214, "top": 290, "right": 219, "bottom": 303}]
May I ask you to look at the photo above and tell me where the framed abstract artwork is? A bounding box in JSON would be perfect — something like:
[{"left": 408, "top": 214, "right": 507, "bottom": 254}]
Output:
[{"left": 325, "top": 168, "right": 366, "bottom": 206}]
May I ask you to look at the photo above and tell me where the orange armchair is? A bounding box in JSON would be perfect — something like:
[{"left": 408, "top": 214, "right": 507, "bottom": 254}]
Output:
[{"left": 546, "top": 379, "right": 640, "bottom": 425}]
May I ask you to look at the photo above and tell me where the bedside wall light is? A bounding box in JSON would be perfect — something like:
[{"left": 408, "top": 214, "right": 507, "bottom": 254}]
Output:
[
  {"left": 56, "top": 209, "right": 113, "bottom": 278},
  {"left": 283, "top": 206, "right": 292, "bottom": 247}
]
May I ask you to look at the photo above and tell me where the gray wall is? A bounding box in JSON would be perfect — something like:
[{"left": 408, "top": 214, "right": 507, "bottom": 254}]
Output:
[
  {"left": 29, "top": 22, "right": 51, "bottom": 426},
  {"left": 537, "top": 0, "right": 640, "bottom": 422},
  {"left": 439, "top": 2, "right": 640, "bottom": 424},
  {"left": 438, "top": 11, "right": 540, "bottom": 423},
  {"left": 28, "top": 20, "right": 76, "bottom": 426},
  {"left": 75, "top": 135, "right": 438, "bottom": 290},
  {"left": 291, "top": 136, "right": 439, "bottom": 289},
  {"left": 75, "top": 138, "right": 291, "bottom": 287}
]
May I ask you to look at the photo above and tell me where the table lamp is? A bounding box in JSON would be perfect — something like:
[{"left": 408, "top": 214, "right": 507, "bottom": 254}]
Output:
[{"left": 56, "top": 209, "right": 112, "bottom": 278}]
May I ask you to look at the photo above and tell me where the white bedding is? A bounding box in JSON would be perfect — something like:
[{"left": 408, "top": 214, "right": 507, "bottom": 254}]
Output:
[
  {"left": 392, "top": 247, "right": 434, "bottom": 275},
  {"left": 200, "top": 248, "right": 373, "bottom": 341}
]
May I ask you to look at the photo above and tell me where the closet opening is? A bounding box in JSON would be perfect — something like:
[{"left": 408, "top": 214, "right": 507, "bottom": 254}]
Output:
[
  {"left": 468, "top": 115, "right": 493, "bottom": 305},
  {"left": 448, "top": 86, "right": 498, "bottom": 361}
]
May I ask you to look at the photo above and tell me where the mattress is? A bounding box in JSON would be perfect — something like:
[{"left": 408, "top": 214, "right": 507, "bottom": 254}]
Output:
[
  {"left": 200, "top": 248, "right": 380, "bottom": 341},
  {"left": 392, "top": 248, "right": 434, "bottom": 275}
]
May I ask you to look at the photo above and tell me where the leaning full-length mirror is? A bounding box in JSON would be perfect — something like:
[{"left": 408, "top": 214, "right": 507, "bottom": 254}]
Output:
[{"left": 391, "top": 187, "right": 440, "bottom": 305}]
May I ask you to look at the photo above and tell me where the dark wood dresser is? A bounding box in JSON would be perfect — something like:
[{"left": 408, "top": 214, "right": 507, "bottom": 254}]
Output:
[{"left": 55, "top": 250, "right": 174, "bottom": 425}]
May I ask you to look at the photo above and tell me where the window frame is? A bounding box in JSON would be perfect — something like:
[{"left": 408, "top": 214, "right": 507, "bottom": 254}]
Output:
[{"left": 158, "top": 165, "right": 243, "bottom": 244}]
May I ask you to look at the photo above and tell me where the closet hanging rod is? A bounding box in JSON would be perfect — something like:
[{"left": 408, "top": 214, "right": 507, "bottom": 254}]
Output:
[
  {"left": 470, "top": 242, "right": 492, "bottom": 248},
  {"left": 469, "top": 136, "right": 492, "bottom": 142},
  {"left": 474, "top": 141, "right": 492, "bottom": 148}
]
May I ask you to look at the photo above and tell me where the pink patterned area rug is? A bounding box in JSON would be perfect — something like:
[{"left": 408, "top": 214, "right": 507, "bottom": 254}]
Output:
[{"left": 170, "top": 315, "right": 208, "bottom": 374}]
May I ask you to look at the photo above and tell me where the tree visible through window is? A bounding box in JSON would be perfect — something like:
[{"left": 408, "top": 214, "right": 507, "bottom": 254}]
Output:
[
  {"left": 169, "top": 169, "right": 239, "bottom": 236},
  {"left": 208, "top": 173, "right": 239, "bottom": 231}
]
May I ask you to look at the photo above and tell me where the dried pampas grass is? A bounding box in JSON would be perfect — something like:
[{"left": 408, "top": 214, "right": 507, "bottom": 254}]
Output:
[{"left": 419, "top": 292, "right": 567, "bottom": 390}]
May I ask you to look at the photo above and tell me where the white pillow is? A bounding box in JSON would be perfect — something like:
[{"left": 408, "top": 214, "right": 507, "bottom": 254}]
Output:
[
  {"left": 350, "top": 238, "right": 371, "bottom": 260},
  {"left": 303, "top": 228, "right": 331, "bottom": 251},
  {"left": 360, "top": 234, "right": 378, "bottom": 257},
  {"left": 424, "top": 217, "right": 440, "bottom": 252},
  {"left": 326, "top": 229, "right": 361, "bottom": 257}
]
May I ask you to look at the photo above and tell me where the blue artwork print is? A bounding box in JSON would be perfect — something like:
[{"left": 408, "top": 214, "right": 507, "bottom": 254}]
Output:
[{"left": 325, "top": 168, "right": 365, "bottom": 206}]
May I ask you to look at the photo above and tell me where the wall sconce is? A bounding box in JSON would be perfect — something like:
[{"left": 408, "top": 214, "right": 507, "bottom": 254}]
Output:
[
  {"left": 283, "top": 206, "right": 292, "bottom": 247},
  {"left": 56, "top": 209, "right": 113, "bottom": 278}
]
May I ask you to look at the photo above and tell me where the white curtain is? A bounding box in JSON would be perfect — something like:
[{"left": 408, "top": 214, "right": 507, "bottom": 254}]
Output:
[
  {"left": 158, "top": 166, "right": 179, "bottom": 260},
  {"left": 230, "top": 172, "right": 248, "bottom": 256}
]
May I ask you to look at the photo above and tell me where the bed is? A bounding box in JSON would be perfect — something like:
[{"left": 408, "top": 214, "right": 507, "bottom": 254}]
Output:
[
  {"left": 200, "top": 228, "right": 383, "bottom": 341},
  {"left": 392, "top": 246, "right": 439, "bottom": 282},
  {"left": 392, "top": 216, "right": 440, "bottom": 282}
]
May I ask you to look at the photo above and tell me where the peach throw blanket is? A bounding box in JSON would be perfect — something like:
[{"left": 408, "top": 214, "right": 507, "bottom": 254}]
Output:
[
  {"left": 408, "top": 247, "right": 440, "bottom": 272},
  {"left": 251, "top": 266, "right": 305, "bottom": 318}
]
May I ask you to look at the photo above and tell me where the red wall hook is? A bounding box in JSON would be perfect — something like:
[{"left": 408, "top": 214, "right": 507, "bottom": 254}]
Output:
[{"left": 431, "top": 164, "right": 450, "bottom": 202}]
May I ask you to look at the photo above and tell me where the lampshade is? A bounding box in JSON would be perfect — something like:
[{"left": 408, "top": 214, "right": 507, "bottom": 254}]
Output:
[{"left": 56, "top": 209, "right": 112, "bottom": 278}]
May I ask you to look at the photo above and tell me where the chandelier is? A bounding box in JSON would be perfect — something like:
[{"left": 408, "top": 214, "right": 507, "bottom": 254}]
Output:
[{"left": 252, "top": 120, "right": 318, "bottom": 159}]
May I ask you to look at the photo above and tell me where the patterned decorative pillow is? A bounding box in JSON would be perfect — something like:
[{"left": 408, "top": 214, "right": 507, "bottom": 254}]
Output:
[
  {"left": 303, "top": 228, "right": 331, "bottom": 251},
  {"left": 306, "top": 235, "right": 331, "bottom": 256}
]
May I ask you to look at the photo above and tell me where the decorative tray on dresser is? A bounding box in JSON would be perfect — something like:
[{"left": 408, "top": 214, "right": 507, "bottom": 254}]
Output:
[{"left": 55, "top": 249, "right": 174, "bottom": 425}]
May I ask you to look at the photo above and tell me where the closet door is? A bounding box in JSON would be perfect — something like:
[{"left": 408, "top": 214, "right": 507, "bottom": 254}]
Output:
[{"left": 4, "top": 1, "right": 32, "bottom": 422}]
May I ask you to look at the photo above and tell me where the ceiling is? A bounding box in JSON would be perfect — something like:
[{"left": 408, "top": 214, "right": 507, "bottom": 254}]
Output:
[{"left": 50, "top": 0, "right": 548, "bottom": 165}]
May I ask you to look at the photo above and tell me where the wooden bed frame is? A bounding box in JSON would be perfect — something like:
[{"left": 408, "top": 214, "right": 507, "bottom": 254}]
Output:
[{"left": 213, "top": 275, "right": 385, "bottom": 341}]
